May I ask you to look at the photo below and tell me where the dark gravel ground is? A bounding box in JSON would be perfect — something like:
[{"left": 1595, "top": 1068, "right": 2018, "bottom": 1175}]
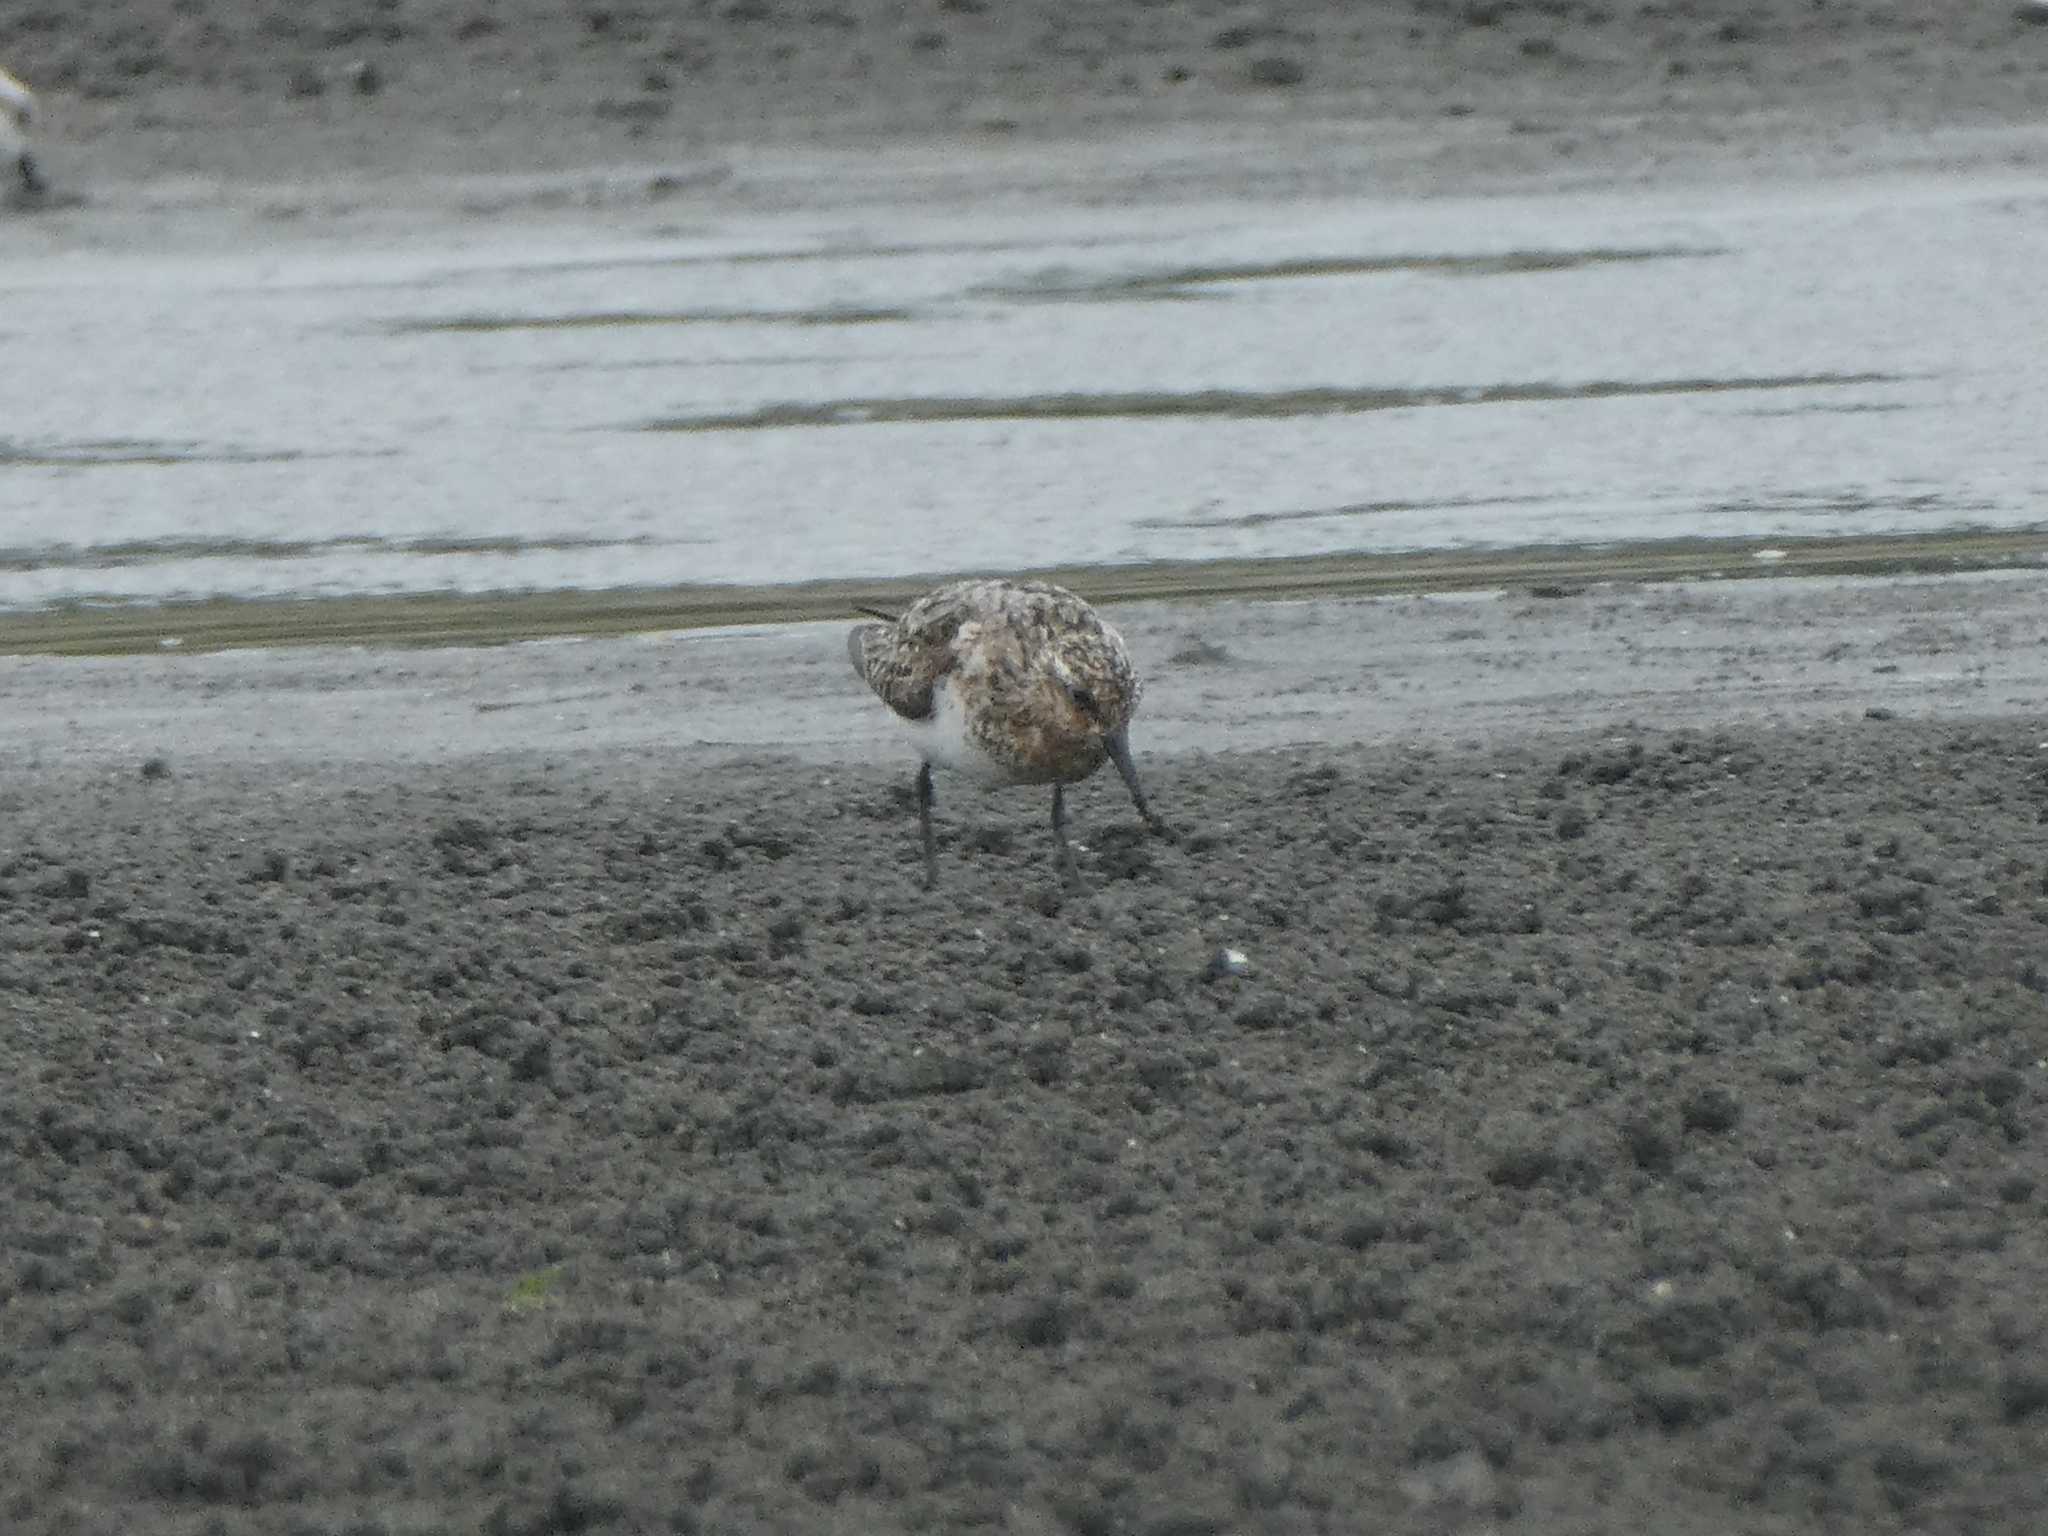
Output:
[{"left": 4, "top": 715, "right": 2046, "bottom": 1534}]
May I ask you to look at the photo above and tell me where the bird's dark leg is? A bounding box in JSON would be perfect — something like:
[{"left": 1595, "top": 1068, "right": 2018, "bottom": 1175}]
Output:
[
  {"left": 1106, "top": 726, "right": 1174, "bottom": 840},
  {"left": 1051, "top": 782, "right": 1082, "bottom": 888},
  {"left": 916, "top": 761, "right": 937, "bottom": 889},
  {"left": 17, "top": 154, "right": 45, "bottom": 197}
]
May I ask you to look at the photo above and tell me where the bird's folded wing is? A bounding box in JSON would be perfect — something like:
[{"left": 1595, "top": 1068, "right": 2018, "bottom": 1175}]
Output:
[{"left": 849, "top": 620, "right": 955, "bottom": 721}]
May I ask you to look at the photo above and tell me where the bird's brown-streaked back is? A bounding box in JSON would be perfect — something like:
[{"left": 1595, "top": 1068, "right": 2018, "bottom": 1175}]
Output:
[
  {"left": 846, "top": 578, "right": 1169, "bottom": 887},
  {"left": 848, "top": 580, "right": 1141, "bottom": 773}
]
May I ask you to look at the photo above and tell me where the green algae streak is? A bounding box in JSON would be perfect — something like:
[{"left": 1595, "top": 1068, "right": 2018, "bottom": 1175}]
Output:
[{"left": 0, "top": 529, "right": 2040, "bottom": 658}]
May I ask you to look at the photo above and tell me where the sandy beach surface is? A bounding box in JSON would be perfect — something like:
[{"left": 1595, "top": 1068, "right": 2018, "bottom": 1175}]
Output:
[{"left": 6, "top": 4, "right": 2048, "bottom": 1533}]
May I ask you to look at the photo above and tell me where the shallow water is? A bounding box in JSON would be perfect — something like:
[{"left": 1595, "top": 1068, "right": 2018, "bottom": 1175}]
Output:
[{"left": 1, "top": 166, "right": 2043, "bottom": 617}]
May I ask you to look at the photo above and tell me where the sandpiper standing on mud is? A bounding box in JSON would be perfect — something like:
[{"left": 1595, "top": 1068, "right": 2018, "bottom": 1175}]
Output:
[
  {"left": 847, "top": 579, "right": 1173, "bottom": 888},
  {"left": 0, "top": 66, "right": 47, "bottom": 197}
]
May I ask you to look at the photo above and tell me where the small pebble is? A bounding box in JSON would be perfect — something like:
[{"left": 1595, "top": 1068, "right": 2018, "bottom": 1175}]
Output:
[{"left": 1205, "top": 947, "right": 1251, "bottom": 981}]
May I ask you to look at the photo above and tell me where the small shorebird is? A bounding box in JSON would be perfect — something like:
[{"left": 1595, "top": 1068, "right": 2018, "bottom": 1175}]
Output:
[
  {"left": 847, "top": 579, "right": 1173, "bottom": 888},
  {"left": 0, "top": 66, "right": 47, "bottom": 196}
]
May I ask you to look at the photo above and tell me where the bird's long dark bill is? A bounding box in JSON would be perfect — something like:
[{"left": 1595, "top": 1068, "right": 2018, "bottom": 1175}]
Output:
[{"left": 1106, "top": 725, "right": 1160, "bottom": 827}]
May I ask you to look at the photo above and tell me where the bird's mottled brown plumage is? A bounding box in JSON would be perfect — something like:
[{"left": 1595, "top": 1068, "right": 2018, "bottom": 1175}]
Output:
[
  {"left": 848, "top": 579, "right": 1142, "bottom": 785},
  {"left": 847, "top": 578, "right": 1171, "bottom": 887}
]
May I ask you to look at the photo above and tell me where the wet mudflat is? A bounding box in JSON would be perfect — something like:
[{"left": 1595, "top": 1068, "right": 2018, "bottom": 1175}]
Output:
[
  {"left": 3, "top": 711, "right": 2046, "bottom": 1534},
  {"left": 7, "top": 5, "right": 2048, "bottom": 1530},
  {"left": 5, "top": 162, "right": 2047, "bottom": 619}
]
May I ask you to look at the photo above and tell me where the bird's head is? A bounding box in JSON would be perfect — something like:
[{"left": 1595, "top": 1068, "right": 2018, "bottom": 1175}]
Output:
[{"left": 1046, "top": 633, "right": 1139, "bottom": 744}]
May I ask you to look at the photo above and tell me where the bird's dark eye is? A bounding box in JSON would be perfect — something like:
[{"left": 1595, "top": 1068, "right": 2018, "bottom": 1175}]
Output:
[{"left": 1069, "top": 685, "right": 1097, "bottom": 714}]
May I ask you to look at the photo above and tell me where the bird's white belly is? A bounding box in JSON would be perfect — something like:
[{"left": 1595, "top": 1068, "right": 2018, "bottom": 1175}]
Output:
[{"left": 903, "top": 676, "right": 1012, "bottom": 785}]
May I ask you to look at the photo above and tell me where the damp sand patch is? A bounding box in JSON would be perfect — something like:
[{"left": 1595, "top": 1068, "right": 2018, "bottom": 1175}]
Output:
[
  {"left": 637, "top": 373, "right": 1900, "bottom": 433},
  {"left": 0, "top": 438, "right": 316, "bottom": 469},
  {"left": 388, "top": 306, "right": 916, "bottom": 335},
  {"left": 0, "top": 533, "right": 673, "bottom": 576},
  {"left": 978, "top": 245, "right": 1723, "bottom": 302}
]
